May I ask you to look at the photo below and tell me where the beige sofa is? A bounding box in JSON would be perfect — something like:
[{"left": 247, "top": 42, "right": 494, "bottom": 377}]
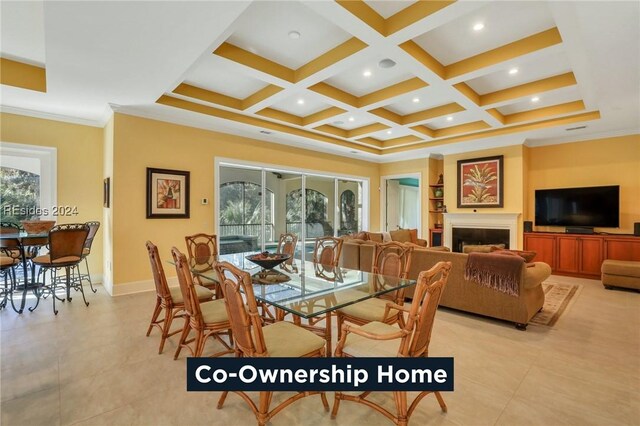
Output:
[{"left": 340, "top": 240, "right": 551, "bottom": 330}]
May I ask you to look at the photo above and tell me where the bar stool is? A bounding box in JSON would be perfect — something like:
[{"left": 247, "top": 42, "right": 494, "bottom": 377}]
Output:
[
  {"left": 80, "top": 221, "right": 100, "bottom": 293},
  {"left": 32, "top": 224, "right": 90, "bottom": 315}
]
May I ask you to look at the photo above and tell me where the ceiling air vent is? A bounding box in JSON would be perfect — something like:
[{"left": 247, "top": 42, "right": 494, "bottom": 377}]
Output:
[
  {"left": 260, "top": 130, "right": 272, "bottom": 135},
  {"left": 566, "top": 125, "right": 587, "bottom": 131}
]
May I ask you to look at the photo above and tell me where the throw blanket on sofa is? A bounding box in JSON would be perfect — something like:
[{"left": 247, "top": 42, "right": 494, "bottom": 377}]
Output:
[{"left": 464, "top": 252, "right": 524, "bottom": 296}]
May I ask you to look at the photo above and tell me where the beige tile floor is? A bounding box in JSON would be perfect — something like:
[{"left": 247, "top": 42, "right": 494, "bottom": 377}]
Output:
[{"left": 1, "top": 275, "right": 639, "bottom": 426}]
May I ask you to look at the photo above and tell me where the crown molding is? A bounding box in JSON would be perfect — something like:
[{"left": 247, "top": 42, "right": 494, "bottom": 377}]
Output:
[{"left": 0, "top": 105, "right": 111, "bottom": 128}]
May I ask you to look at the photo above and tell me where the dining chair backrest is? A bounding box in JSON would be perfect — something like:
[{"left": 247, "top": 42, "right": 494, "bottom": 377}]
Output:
[
  {"left": 371, "top": 242, "right": 413, "bottom": 303},
  {"left": 215, "top": 261, "right": 267, "bottom": 357},
  {"left": 171, "top": 247, "right": 205, "bottom": 328},
  {"left": 185, "top": 233, "right": 218, "bottom": 273},
  {"left": 399, "top": 261, "right": 452, "bottom": 358},
  {"left": 277, "top": 233, "right": 298, "bottom": 263},
  {"left": 0, "top": 222, "right": 21, "bottom": 251},
  {"left": 48, "top": 224, "right": 89, "bottom": 261},
  {"left": 145, "top": 241, "right": 171, "bottom": 300},
  {"left": 313, "top": 236, "right": 343, "bottom": 267},
  {"left": 83, "top": 221, "right": 101, "bottom": 252}
]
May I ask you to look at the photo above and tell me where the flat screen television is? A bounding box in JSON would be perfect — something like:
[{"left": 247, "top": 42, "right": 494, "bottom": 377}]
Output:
[{"left": 535, "top": 185, "right": 619, "bottom": 228}]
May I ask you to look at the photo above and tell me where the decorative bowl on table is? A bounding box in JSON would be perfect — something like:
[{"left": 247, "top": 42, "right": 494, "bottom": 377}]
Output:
[
  {"left": 20, "top": 220, "right": 56, "bottom": 235},
  {"left": 245, "top": 252, "right": 291, "bottom": 270}
]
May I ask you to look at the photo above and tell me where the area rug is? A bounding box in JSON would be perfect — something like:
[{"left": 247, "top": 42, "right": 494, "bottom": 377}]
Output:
[{"left": 529, "top": 281, "right": 581, "bottom": 327}]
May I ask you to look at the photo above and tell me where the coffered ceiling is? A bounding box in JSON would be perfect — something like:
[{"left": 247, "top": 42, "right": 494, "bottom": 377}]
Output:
[{"left": 1, "top": 1, "right": 639, "bottom": 162}]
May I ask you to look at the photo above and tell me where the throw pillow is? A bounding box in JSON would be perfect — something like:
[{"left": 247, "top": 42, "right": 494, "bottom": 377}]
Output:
[
  {"left": 381, "top": 231, "right": 392, "bottom": 243},
  {"left": 368, "top": 232, "right": 384, "bottom": 243},
  {"left": 490, "top": 246, "right": 537, "bottom": 263},
  {"left": 408, "top": 229, "right": 418, "bottom": 244},
  {"left": 354, "top": 231, "right": 369, "bottom": 241},
  {"left": 462, "top": 243, "right": 506, "bottom": 254},
  {"left": 389, "top": 229, "right": 412, "bottom": 243}
]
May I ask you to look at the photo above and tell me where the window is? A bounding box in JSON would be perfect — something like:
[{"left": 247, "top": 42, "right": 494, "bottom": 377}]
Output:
[
  {"left": 286, "top": 189, "right": 330, "bottom": 237},
  {"left": 219, "top": 181, "right": 274, "bottom": 242},
  {"left": 217, "top": 160, "right": 368, "bottom": 256},
  {"left": 0, "top": 142, "right": 56, "bottom": 222}
]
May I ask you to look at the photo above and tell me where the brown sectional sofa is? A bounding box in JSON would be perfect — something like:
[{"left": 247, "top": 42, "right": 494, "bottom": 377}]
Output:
[{"left": 340, "top": 239, "right": 552, "bottom": 329}]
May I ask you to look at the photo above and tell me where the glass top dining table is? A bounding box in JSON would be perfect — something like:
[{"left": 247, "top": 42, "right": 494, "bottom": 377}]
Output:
[{"left": 185, "top": 252, "right": 417, "bottom": 319}]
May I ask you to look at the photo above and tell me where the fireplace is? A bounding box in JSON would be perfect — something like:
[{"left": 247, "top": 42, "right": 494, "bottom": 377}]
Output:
[
  {"left": 443, "top": 213, "right": 520, "bottom": 251},
  {"left": 451, "top": 228, "right": 510, "bottom": 253}
]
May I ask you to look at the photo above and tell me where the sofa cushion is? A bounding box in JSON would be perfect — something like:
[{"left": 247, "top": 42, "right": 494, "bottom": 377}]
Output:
[
  {"left": 389, "top": 229, "right": 411, "bottom": 243},
  {"left": 491, "top": 247, "right": 537, "bottom": 263},
  {"left": 462, "top": 244, "right": 505, "bottom": 254},
  {"left": 408, "top": 229, "right": 418, "bottom": 244}
]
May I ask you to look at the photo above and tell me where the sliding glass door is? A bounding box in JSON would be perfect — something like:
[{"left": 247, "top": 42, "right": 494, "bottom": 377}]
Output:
[{"left": 217, "top": 161, "right": 367, "bottom": 255}]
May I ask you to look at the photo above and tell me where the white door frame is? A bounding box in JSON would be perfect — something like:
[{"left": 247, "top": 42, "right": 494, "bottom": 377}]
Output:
[{"left": 380, "top": 173, "right": 421, "bottom": 237}]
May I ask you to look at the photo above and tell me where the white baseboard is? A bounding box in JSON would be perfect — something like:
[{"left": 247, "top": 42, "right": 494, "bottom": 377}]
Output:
[{"left": 111, "top": 276, "right": 178, "bottom": 296}]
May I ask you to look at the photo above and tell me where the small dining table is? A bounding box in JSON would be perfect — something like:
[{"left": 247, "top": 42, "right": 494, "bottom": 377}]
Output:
[
  {"left": 187, "top": 252, "right": 417, "bottom": 355},
  {"left": 0, "top": 231, "right": 48, "bottom": 313}
]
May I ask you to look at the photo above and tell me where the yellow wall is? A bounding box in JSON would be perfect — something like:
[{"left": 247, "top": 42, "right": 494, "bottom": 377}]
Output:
[
  {"left": 526, "top": 135, "right": 640, "bottom": 234},
  {"left": 379, "top": 158, "right": 430, "bottom": 238},
  {"left": 0, "top": 113, "right": 104, "bottom": 275},
  {"left": 111, "top": 113, "right": 380, "bottom": 288}
]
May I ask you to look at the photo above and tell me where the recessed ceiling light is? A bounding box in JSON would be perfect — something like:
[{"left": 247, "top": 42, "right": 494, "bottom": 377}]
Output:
[
  {"left": 508, "top": 68, "right": 519, "bottom": 75},
  {"left": 378, "top": 58, "right": 396, "bottom": 69},
  {"left": 386, "top": 130, "right": 393, "bottom": 135},
  {"left": 288, "top": 30, "right": 301, "bottom": 39},
  {"left": 350, "top": 150, "right": 358, "bottom": 154},
  {"left": 412, "top": 97, "right": 420, "bottom": 103},
  {"left": 531, "top": 96, "right": 540, "bottom": 102},
  {"left": 363, "top": 70, "right": 372, "bottom": 77},
  {"left": 446, "top": 116, "right": 453, "bottom": 121},
  {"left": 297, "top": 99, "right": 305, "bottom": 105},
  {"left": 348, "top": 117, "right": 355, "bottom": 122},
  {"left": 333, "top": 120, "right": 344, "bottom": 125},
  {"left": 473, "top": 22, "right": 485, "bottom": 31}
]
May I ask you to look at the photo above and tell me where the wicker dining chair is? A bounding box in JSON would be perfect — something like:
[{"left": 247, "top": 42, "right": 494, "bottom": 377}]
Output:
[
  {"left": 79, "top": 221, "right": 100, "bottom": 293},
  {"left": 332, "top": 261, "right": 452, "bottom": 426},
  {"left": 185, "top": 233, "right": 220, "bottom": 296},
  {"left": 171, "top": 247, "right": 233, "bottom": 360},
  {"left": 336, "top": 242, "right": 414, "bottom": 340},
  {"left": 277, "top": 232, "right": 298, "bottom": 272},
  {"left": 312, "top": 236, "right": 343, "bottom": 281},
  {"left": 145, "top": 241, "right": 215, "bottom": 354},
  {"left": 0, "top": 223, "right": 22, "bottom": 311},
  {"left": 31, "top": 224, "right": 90, "bottom": 315},
  {"left": 215, "top": 261, "right": 329, "bottom": 426}
]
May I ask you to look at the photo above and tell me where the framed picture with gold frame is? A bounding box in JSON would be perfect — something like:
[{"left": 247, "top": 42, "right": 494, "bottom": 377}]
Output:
[{"left": 146, "top": 168, "right": 190, "bottom": 218}]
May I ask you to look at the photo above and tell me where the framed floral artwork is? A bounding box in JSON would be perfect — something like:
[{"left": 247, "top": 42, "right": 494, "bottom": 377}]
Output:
[
  {"left": 146, "top": 168, "right": 190, "bottom": 218},
  {"left": 457, "top": 155, "right": 504, "bottom": 208}
]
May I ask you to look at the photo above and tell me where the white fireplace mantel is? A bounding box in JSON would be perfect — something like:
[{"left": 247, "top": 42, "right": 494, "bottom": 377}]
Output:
[{"left": 443, "top": 213, "right": 521, "bottom": 250}]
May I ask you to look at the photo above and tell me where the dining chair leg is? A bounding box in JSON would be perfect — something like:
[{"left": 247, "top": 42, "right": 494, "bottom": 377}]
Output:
[
  {"left": 217, "top": 391, "right": 229, "bottom": 409},
  {"left": 146, "top": 298, "right": 162, "bottom": 336},
  {"left": 174, "top": 321, "right": 191, "bottom": 360},
  {"left": 65, "top": 267, "right": 72, "bottom": 302},
  {"left": 434, "top": 391, "right": 447, "bottom": 412},
  {"left": 325, "top": 312, "right": 332, "bottom": 357},
  {"left": 84, "top": 257, "right": 98, "bottom": 293},
  {"left": 257, "top": 391, "right": 271, "bottom": 426},
  {"left": 159, "top": 306, "right": 175, "bottom": 354},
  {"left": 331, "top": 392, "right": 341, "bottom": 419},
  {"left": 194, "top": 330, "right": 205, "bottom": 357},
  {"left": 27, "top": 269, "right": 43, "bottom": 313},
  {"left": 76, "top": 271, "right": 90, "bottom": 307},
  {"left": 394, "top": 391, "right": 408, "bottom": 426}
]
